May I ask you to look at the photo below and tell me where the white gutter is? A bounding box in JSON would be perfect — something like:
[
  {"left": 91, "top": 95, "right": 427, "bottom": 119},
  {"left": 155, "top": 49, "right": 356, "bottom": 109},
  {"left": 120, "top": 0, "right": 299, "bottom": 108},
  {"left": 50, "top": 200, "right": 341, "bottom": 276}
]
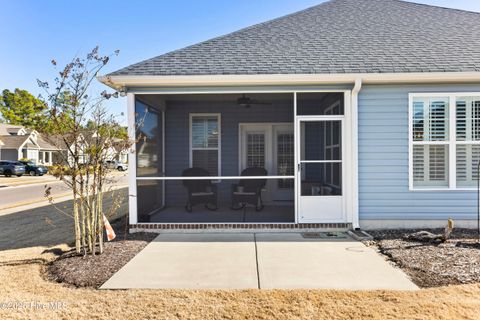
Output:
[
  {"left": 98, "top": 72, "right": 480, "bottom": 90},
  {"left": 351, "top": 78, "right": 362, "bottom": 230}
]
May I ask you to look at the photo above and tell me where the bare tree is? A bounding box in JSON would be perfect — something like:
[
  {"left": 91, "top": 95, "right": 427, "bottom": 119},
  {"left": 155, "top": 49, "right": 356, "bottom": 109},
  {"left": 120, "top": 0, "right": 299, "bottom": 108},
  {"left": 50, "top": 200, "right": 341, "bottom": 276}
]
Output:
[{"left": 38, "top": 47, "right": 131, "bottom": 255}]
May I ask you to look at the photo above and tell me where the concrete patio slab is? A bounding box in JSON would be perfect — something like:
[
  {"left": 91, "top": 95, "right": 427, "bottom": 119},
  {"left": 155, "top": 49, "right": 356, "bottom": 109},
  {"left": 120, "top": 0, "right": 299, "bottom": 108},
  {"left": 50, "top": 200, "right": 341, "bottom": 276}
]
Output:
[
  {"left": 101, "top": 233, "right": 258, "bottom": 289},
  {"left": 255, "top": 233, "right": 418, "bottom": 290},
  {"left": 101, "top": 232, "right": 418, "bottom": 290}
]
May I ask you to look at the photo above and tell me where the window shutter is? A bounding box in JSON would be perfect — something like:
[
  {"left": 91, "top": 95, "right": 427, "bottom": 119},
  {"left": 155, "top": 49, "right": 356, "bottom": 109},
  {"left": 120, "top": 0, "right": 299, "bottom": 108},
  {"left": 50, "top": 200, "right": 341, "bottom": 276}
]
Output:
[
  {"left": 473, "top": 101, "right": 480, "bottom": 141},
  {"left": 412, "top": 101, "right": 424, "bottom": 141},
  {"left": 456, "top": 100, "right": 467, "bottom": 141},
  {"left": 429, "top": 145, "right": 447, "bottom": 181},
  {"left": 457, "top": 145, "right": 480, "bottom": 187},
  {"left": 456, "top": 145, "right": 468, "bottom": 182},
  {"left": 413, "top": 145, "right": 425, "bottom": 182},
  {"left": 428, "top": 100, "right": 448, "bottom": 141},
  {"left": 190, "top": 115, "right": 220, "bottom": 175}
]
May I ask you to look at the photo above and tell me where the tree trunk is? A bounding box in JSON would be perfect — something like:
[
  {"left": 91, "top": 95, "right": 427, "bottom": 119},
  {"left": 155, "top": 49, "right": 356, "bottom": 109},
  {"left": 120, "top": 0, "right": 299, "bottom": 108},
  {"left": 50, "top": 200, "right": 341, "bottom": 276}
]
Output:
[{"left": 72, "top": 170, "right": 81, "bottom": 254}]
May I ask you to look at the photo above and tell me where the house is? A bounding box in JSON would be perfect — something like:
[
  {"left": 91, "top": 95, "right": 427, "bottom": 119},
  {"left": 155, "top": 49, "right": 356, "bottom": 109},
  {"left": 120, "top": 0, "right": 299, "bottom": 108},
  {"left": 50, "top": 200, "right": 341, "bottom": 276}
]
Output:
[
  {"left": 99, "top": 0, "right": 480, "bottom": 231},
  {"left": 0, "top": 124, "right": 58, "bottom": 165}
]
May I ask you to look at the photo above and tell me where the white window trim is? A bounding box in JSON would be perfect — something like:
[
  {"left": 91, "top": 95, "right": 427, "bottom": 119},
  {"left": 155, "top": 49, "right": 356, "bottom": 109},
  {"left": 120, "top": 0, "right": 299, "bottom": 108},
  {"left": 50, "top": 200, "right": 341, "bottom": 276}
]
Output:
[
  {"left": 409, "top": 92, "right": 480, "bottom": 191},
  {"left": 189, "top": 113, "right": 221, "bottom": 176}
]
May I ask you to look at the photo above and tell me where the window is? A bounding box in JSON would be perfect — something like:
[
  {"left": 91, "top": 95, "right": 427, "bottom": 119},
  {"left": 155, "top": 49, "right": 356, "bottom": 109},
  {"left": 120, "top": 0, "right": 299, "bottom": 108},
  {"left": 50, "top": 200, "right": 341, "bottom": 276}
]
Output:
[
  {"left": 247, "top": 133, "right": 265, "bottom": 168},
  {"left": 190, "top": 114, "right": 220, "bottom": 176},
  {"left": 456, "top": 97, "right": 480, "bottom": 187},
  {"left": 410, "top": 93, "right": 480, "bottom": 189},
  {"left": 277, "top": 132, "right": 294, "bottom": 189}
]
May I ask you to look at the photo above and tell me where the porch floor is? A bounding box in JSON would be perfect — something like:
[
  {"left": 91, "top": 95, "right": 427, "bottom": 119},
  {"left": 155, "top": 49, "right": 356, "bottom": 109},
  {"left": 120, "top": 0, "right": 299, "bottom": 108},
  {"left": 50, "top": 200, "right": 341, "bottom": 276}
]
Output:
[{"left": 149, "top": 205, "right": 294, "bottom": 223}]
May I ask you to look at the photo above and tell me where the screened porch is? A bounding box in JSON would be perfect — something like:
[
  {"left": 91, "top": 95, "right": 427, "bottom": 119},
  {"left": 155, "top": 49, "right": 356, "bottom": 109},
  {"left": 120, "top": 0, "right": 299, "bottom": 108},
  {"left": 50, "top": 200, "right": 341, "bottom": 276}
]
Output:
[{"left": 133, "top": 92, "right": 346, "bottom": 224}]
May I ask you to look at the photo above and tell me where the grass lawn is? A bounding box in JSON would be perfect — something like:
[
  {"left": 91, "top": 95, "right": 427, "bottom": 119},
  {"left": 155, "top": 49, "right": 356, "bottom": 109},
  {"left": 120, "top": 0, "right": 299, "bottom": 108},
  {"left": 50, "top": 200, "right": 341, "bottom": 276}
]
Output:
[
  {"left": 1, "top": 245, "right": 480, "bottom": 320},
  {"left": 1, "top": 196, "right": 479, "bottom": 319}
]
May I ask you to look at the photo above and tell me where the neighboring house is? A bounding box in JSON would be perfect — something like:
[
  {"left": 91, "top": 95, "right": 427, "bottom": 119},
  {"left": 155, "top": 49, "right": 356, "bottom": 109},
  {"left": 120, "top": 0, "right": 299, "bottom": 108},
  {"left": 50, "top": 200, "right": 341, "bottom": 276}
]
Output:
[
  {"left": 113, "top": 140, "right": 129, "bottom": 164},
  {"left": 99, "top": 0, "right": 480, "bottom": 230},
  {"left": 0, "top": 124, "right": 58, "bottom": 165},
  {"left": 43, "top": 131, "right": 128, "bottom": 166}
]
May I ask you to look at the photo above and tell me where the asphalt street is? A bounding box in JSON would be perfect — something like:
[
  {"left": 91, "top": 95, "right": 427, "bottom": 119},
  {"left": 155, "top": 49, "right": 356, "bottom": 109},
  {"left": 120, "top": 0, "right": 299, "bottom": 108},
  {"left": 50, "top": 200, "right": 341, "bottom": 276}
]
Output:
[{"left": 0, "top": 173, "right": 128, "bottom": 209}]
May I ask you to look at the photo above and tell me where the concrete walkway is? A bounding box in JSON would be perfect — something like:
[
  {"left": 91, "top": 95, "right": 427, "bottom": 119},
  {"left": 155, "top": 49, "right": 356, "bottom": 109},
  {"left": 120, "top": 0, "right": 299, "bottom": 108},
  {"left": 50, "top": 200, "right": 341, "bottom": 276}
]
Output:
[{"left": 101, "top": 233, "right": 418, "bottom": 290}]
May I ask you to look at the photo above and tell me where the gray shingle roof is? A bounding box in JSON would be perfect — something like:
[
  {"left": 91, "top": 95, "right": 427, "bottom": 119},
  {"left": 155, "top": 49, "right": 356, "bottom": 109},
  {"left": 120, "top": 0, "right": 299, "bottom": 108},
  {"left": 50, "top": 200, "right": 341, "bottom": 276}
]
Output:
[
  {"left": 109, "top": 0, "right": 480, "bottom": 76},
  {"left": 0, "top": 135, "right": 30, "bottom": 149},
  {"left": 0, "top": 124, "right": 24, "bottom": 136}
]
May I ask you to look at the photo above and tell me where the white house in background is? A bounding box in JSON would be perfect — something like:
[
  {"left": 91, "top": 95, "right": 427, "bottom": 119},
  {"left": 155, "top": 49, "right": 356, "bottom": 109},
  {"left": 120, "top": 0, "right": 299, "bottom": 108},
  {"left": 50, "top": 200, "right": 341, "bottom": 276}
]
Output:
[{"left": 0, "top": 124, "right": 58, "bottom": 165}]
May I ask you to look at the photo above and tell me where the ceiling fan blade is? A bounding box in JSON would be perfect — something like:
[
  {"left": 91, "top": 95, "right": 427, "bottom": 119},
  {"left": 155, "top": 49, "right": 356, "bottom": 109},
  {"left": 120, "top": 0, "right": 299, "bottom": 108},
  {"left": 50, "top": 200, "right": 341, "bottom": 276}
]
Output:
[{"left": 249, "top": 100, "right": 272, "bottom": 105}]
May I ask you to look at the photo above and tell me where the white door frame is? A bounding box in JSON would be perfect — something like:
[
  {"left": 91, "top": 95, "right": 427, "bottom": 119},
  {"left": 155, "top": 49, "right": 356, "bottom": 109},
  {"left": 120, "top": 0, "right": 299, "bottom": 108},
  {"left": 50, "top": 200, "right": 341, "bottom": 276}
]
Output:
[
  {"left": 293, "top": 91, "right": 354, "bottom": 225},
  {"left": 295, "top": 116, "right": 347, "bottom": 222}
]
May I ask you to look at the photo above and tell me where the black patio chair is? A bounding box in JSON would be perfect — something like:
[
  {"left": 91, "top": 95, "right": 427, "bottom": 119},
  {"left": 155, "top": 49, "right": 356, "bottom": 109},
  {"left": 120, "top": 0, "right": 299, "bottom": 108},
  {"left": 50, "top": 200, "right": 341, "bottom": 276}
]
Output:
[
  {"left": 231, "top": 167, "right": 267, "bottom": 211},
  {"left": 182, "top": 167, "right": 218, "bottom": 212}
]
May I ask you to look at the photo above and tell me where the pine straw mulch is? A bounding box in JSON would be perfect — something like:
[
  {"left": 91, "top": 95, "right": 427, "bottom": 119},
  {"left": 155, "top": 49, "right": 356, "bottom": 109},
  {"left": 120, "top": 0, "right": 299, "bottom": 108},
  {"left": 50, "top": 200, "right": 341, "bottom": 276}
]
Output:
[
  {"left": 368, "top": 228, "right": 480, "bottom": 288},
  {"left": 45, "top": 218, "right": 157, "bottom": 288}
]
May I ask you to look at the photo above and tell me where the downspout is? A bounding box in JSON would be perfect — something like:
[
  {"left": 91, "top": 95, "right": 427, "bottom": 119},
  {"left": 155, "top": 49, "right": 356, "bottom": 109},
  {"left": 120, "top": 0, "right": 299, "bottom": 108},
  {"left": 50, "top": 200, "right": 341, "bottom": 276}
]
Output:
[{"left": 351, "top": 78, "right": 362, "bottom": 229}]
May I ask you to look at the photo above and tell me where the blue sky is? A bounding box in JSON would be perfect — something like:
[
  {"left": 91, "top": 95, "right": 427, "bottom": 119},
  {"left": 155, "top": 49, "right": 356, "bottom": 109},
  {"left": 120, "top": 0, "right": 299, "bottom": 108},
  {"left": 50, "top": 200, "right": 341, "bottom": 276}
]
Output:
[{"left": 1, "top": 0, "right": 479, "bottom": 119}]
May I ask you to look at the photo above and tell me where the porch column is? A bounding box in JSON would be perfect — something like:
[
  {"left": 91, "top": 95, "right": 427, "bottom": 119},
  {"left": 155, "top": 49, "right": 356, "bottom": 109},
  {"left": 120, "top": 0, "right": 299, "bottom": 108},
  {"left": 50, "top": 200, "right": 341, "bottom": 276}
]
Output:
[{"left": 127, "top": 93, "right": 138, "bottom": 225}]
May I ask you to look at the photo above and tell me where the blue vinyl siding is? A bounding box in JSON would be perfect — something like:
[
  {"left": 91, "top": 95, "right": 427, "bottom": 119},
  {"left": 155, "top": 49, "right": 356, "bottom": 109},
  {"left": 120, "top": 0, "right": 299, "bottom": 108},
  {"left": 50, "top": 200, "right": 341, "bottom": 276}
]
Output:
[
  {"left": 358, "top": 84, "right": 480, "bottom": 221},
  {"left": 164, "top": 98, "right": 293, "bottom": 206}
]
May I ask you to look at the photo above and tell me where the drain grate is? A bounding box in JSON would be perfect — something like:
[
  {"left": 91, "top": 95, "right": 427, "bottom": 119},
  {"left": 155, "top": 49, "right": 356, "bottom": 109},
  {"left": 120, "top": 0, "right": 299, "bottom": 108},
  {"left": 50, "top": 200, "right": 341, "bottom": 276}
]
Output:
[
  {"left": 301, "top": 232, "right": 348, "bottom": 239},
  {"left": 301, "top": 232, "right": 322, "bottom": 239}
]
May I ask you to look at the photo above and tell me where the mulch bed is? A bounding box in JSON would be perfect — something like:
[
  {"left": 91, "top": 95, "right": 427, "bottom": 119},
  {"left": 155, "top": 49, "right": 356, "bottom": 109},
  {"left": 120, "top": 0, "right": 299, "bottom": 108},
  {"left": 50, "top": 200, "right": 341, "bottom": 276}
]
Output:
[
  {"left": 368, "top": 228, "right": 480, "bottom": 288},
  {"left": 45, "top": 217, "right": 157, "bottom": 288}
]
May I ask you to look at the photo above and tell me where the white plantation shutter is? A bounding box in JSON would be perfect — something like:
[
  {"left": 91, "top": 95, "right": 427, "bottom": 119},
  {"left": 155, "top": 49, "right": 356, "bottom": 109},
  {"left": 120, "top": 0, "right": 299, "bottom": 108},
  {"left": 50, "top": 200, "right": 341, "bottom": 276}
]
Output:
[
  {"left": 192, "top": 117, "right": 219, "bottom": 148},
  {"left": 190, "top": 115, "right": 220, "bottom": 175},
  {"left": 456, "top": 98, "right": 480, "bottom": 142},
  {"left": 428, "top": 100, "right": 448, "bottom": 141},
  {"left": 412, "top": 145, "right": 425, "bottom": 182},
  {"left": 456, "top": 100, "right": 467, "bottom": 141},
  {"left": 412, "top": 101, "right": 425, "bottom": 141},
  {"left": 413, "top": 145, "right": 448, "bottom": 187},
  {"left": 411, "top": 94, "right": 480, "bottom": 189},
  {"left": 412, "top": 97, "right": 449, "bottom": 188},
  {"left": 456, "top": 98, "right": 480, "bottom": 187},
  {"left": 429, "top": 145, "right": 448, "bottom": 182},
  {"left": 456, "top": 145, "right": 480, "bottom": 187}
]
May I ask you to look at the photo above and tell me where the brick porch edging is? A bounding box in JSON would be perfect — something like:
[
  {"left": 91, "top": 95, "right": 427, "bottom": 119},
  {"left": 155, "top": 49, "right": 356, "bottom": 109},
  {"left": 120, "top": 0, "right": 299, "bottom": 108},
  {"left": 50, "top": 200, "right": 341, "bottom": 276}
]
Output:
[{"left": 130, "top": 223, "right": 351, "bottom": 231}]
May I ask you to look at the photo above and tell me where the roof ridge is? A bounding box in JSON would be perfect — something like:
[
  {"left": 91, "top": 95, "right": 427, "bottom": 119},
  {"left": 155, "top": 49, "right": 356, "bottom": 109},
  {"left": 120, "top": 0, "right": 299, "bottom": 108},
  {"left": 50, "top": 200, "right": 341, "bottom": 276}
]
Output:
[{"left": 396, "top": 0, "right": 480, "bottom": 16}]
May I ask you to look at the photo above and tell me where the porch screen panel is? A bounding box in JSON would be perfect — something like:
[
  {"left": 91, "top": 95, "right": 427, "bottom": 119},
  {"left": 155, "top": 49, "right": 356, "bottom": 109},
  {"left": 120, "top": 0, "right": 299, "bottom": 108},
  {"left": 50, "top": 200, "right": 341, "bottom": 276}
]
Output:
[
  {"left": 137, "top": 180, "right": 163, "bottom": 222},
  {"left": 297, "top": 92, "right": 344, "bottom": 115},
  {"left": 135, "top": 99, "right": 163, "bottom": 177},
  {"left": 135, "top": 98, "right": 164, "bottom": 221},
  {"left": 192, "top": 150, "right": 218, "bottom": 176},
  {"left": 190, "top": 115, "right": 220, "bottom": 176}
]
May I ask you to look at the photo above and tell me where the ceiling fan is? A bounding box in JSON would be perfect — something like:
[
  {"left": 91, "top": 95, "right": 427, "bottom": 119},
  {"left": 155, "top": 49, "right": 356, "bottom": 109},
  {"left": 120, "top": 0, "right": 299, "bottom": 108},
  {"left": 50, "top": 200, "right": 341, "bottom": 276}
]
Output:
[{"left": 237, "top": 94, "right": 272, "bottom": 108}]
